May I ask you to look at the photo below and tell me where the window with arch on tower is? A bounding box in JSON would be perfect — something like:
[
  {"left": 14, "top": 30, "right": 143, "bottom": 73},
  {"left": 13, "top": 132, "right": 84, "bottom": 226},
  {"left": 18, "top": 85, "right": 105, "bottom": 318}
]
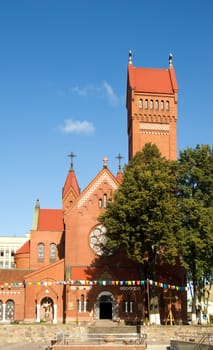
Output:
[
  {"left": 155, "top": 100, "right": 159, "bottom": 110},
  {"left": 150, "top": 99, "right": 154, "bottom": 109},
  {"left": 166, "top": 100, "right": 170, "bottom": 111},
  {"left": 145, "top": 99, "right": 148, "bottom": 109},
  {"left": 139, "top": 99, "right": 143, "bottom": 109},
  {"left": 161, "top": 100, "right": 164, "bottom": 110}
]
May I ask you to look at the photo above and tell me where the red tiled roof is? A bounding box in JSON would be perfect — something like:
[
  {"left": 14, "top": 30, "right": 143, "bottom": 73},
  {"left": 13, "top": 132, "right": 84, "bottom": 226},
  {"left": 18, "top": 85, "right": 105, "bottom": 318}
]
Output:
[
  {"left": 16, "top": 240, "right": 30, "bottom": 254},
  {"left": 128, "top": 65, "right": 178, "bottom": 94},
  {"left": 37, "top": 209, "right": 64, "bottom": 231},
  {"left": 63, "top": 170, "right": 80, "bottom": 198},
  {"left": 0, "top": 269, "right": 32, "bottom": 284}
]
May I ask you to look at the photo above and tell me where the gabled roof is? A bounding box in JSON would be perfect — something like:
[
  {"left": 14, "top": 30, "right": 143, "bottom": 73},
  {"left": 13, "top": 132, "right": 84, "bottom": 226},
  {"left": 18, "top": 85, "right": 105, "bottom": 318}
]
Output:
[
  {"left": 127, "top": 64, "right": 178, "bottom": 94},
  {"left": 37, "top": 209, "right": 64, "bottom": 231},
  {"left": 16, "top": 240, "right": 30, "bottom": 254},
  {"left": 63, "top": 169, "right": 80, "bottom": 198},
  {"left": 24, "top": 259, "right": 64, "bottom": 280},
  {"left": 77, "top": 166, "right": 119, "bottom": 209}
]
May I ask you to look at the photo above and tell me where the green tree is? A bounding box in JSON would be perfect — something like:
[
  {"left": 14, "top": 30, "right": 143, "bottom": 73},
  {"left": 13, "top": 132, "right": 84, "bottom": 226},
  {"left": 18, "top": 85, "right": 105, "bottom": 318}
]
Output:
[
  {"left": 99, "top": 143, "right": 180, "bottom": 323},
  {"left": 178, "top": 144, "right": 213, "bottom": 322}
]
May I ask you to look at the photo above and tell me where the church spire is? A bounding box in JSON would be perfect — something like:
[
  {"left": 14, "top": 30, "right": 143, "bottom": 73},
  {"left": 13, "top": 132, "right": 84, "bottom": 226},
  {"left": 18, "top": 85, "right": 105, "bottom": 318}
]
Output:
[{"left": 32, "top": 198, "right": 40, "bottom": 230}]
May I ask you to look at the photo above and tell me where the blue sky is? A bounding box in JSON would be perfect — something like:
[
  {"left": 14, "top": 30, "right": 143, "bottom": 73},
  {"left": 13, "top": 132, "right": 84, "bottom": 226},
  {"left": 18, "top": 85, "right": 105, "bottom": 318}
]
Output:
[{"left": 0, "top": 0, "right": 212, "bottom": 236}]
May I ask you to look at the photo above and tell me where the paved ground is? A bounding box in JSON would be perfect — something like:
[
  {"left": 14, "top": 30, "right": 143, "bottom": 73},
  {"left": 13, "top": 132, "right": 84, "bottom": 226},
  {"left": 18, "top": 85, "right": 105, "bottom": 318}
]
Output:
[
  {"left": 0, "top": 343, "right": 170, "bottom": 350},
  {"left": 0, "top": 343, "right": 45, "bottom": 350}
]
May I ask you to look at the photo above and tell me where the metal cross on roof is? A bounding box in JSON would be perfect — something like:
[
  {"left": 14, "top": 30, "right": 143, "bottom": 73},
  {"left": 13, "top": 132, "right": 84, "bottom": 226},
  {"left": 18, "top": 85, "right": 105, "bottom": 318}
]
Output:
[
  {"left": 67, "top": 152, "right": 76, "bottom": 170},
  {"left": 116, "top": 153, "right": 124, "bottom": 171}
]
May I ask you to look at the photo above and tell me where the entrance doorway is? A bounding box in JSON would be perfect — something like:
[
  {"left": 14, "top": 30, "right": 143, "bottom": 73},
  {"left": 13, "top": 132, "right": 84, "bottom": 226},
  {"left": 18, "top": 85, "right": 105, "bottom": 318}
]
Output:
[
  {"left": 99, "top": 295, "right": 112, "bottom": 319},
  {"left": 95, "top": 291, "right": 117, "bottom": 320}
]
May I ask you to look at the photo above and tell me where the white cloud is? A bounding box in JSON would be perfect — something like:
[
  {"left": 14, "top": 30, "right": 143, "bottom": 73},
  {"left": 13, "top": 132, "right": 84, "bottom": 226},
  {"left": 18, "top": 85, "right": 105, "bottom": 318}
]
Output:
[
  {"left": 72, "top": 81, "right": 119, "bottom": 106},
  {"left": 60, "top": 119, "right": 95, "bottom": 135},
  {"left": 102, "top": 81, "right": 118, "bottom": 106},
  {"left": 73, "top": 84, "right": 95, "bottom": 96}
]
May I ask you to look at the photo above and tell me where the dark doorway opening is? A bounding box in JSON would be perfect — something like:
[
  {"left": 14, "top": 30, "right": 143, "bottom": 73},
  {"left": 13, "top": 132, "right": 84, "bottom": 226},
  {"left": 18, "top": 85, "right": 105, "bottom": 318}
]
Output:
[{"left": 99, "top": 295, "right": 112, "bottom": 319}]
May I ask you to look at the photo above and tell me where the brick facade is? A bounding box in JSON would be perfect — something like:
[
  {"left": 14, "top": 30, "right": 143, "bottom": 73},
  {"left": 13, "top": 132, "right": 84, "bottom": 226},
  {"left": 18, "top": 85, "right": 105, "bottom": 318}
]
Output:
[{"left": 0, "top": 52, "right": 187, "bottom": 325}]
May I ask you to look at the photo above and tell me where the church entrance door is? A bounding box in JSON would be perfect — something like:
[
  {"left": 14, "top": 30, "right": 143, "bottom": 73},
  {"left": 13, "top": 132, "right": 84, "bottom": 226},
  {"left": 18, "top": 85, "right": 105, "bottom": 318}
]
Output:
[
  {"left": 95, "top": 292, "right": 116, "bottom": 320},
  {"left": 99, "top": 295, "right": 112, "bottom": 319}
]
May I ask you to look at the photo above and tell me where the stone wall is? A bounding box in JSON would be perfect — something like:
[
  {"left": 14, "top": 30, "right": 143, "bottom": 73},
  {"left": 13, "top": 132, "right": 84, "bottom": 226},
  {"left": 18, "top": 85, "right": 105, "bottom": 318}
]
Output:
[{"left": 0, "top": 324, "right": 212, "bottom": 348}]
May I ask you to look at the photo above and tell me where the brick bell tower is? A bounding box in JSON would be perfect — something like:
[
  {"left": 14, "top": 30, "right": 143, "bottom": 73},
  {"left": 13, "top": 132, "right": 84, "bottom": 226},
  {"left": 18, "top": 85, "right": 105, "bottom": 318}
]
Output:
[{"left": 126, "top": 51, "right": 178, "bottom": 161}]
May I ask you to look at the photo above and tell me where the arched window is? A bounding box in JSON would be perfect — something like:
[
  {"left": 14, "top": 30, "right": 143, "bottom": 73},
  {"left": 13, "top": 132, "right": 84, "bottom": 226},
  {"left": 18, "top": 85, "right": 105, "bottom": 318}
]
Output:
[
  {"left": 49, "top": 243, "right": 57, "bottom": 262},
  {"left": 103, "top": 194, "right": 107, "bottom": 208},
  {"left": 98, "top": 198, "right": 102, "bottom": 208},
  {"left": 6, "top": 300, "right": 14, "bottom": 321},
  {"left": 150, "top": 99, "right": 154, "bottom": 109},
  {"left": 145, "top": 99, "right": 148, "bottom": 109},
  {"left": 38, "top": 243, "right": 44, "bottom": 261},
  {"left": 155, "top": 100, "right": 159, "bottom": 110},
  {"left": 77, "top": 295, "right": 87, "bottom": 313},
  {"left": 166, "top": 100, "right": 170, "bottom": 111},
  {"left": 139, "top": 99, "right": 143, "bottom": 109},
  {"left": 161, "top": 100, "right": 164, "bottom": 110}
]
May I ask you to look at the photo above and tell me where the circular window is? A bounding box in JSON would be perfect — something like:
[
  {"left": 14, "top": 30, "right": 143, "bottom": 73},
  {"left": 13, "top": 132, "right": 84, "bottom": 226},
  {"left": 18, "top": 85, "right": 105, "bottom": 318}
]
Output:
[{"left": 89, "top": 225, "right": 114, "bottom": 256}]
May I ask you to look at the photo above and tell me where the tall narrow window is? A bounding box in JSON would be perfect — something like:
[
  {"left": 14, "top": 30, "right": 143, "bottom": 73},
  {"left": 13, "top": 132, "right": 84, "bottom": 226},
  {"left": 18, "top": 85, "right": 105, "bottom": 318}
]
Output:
[
  {"left": 155, "top": 100, "right": 159, "bottom": 110},
  {"left": 139, "top": 99, "right": 143, "bottom": 109},
  {"left": 98, "top": 198, "right": 102, "bottom": 208},
  {"left": 161, "top": 100, "right": 164, "bottom": 110},
  {"left": 78, "top": 295, "right": 87, "bottom": 312},
  {"left": 103, "top": 194, "right": 107, "bottom": 208},
  {"left": 145, "top": 99, "right": 148, "bottom": 109},
  {"left": 166, "top": 100, "right": 170, "bottom": 111},
  {"left": 150, "top": 99, "right": 154, "bottom": 109},
  {"left": 49, "top": 243, "right": 57, "bottom": 262},
  {"left": 38, "top": 243, "right": 44, "bottom": 261},
  {"left": 123, "top": 295, "right": 134, "bottom": 313}
]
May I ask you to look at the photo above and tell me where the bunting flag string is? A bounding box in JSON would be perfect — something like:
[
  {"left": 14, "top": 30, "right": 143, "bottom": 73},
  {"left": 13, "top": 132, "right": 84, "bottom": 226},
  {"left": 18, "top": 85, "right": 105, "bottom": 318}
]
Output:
[{"left": 0, "top": 279, "right": 189, "bottom": 291}]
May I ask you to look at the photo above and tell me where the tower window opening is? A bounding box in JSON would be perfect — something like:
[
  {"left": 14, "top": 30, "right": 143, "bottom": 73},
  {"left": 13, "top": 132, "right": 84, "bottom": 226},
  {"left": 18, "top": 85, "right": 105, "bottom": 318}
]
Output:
[
  {"left": 139, "top": 99, "right": 143, "bottom": 109},
  {"left": 161, "top": 100, "right": 164, "bottom": 110},
  {"left": 150, "top": 99, "right": 154, "bottom": 109},
  {"left": 155, "top": 100, "right": 159, "bottom": 110},
  {"left": 145, "top": 99, "right": 148, "bottom": 109},
  {"left": 166, "top": 100, "right": 170, "bottom": 111}
]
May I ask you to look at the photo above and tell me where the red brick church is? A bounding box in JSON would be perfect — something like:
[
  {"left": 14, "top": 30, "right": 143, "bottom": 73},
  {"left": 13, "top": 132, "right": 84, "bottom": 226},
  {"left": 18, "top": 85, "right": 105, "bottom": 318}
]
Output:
[{"left": 0, "top": 52, "right": 187, "bottom": 325}]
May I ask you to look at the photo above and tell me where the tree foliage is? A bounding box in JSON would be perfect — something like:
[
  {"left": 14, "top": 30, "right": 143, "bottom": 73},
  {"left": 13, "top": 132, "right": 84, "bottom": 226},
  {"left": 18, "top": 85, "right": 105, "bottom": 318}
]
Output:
[
  {"left": 99, "top": 143, "right": 180, "bottom": 265},
  {"left": 178, "top": 144, "right": 213, "bottom": 314}
]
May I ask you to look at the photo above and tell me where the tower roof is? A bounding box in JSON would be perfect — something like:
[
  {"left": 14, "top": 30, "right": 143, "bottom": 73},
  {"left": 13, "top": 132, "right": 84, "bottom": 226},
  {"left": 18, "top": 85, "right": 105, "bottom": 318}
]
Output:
[
  {"left": 128, "top": 65, "right": 178, "bottom": 94},
  {"left": 62, "top": 169, "right": 80, "bottom": 198},
  {"left": 127, "top": 52, "right": 178, "bottom": 94}
]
